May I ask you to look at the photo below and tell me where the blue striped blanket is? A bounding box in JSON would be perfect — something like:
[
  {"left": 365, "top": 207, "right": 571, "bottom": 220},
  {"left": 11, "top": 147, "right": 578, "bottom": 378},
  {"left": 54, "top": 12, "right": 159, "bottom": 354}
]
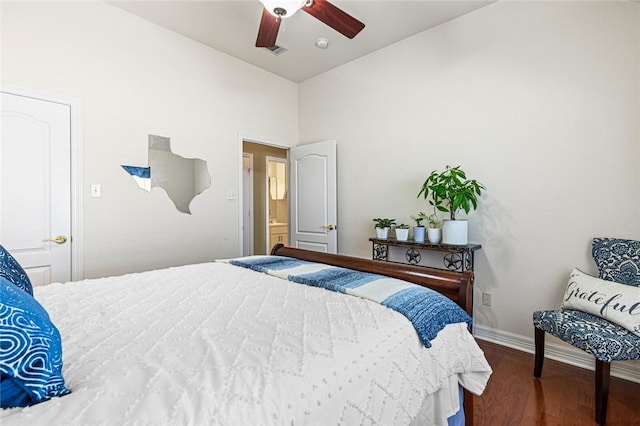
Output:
[{"left": 225, "top": 256, "right": 472, "bottom": 348}]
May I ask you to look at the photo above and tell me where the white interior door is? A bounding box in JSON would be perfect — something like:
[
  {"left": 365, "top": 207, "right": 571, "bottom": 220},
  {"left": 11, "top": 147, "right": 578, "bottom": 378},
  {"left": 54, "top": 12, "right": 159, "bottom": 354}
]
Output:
[
  {"left": 242, "top": 153, "right": 254, "bottom": 256},
  {"left": 289, "top": 140, "right": 337, "bottom": 253},
  {"left": 1, "top": 91, "right": 72, "bottom": 285}
]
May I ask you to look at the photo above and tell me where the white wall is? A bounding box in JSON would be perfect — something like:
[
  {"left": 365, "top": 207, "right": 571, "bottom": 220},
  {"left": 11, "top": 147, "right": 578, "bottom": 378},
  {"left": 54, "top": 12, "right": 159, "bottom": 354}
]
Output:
[
  {"left": 1, "top": 1, "right": 298, "bottom": 278},
  {"left": 299, "top": 1, "right": 640, "bottom": 374}
]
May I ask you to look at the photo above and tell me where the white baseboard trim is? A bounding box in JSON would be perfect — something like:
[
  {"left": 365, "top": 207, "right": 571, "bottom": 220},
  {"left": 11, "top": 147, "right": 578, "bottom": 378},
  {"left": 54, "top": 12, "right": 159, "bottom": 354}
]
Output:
[{"left": 473, "top": 324, "right": 640, "bottom": 384}]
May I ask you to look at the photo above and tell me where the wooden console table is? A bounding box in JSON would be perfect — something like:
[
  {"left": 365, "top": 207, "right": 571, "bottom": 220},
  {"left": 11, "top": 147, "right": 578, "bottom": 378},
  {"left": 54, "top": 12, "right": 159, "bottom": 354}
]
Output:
[{"left": 369, "top": 238, "right": 481, "bottom": 273}]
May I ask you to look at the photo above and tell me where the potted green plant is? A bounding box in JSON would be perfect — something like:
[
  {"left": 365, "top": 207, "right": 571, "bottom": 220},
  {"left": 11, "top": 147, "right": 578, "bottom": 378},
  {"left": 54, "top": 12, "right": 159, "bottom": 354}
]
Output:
[
  {"left": 410, "top": 212, "right": 428, "bottom": 242},
  {"left": 395, "top": 223, "right": 410, "bottom": 241},
  {"left": 417, "top": 165, "right": 486, "bottom": 244},
  {"left": 426, "top": 212, "right": 443, "bottom": 244},
  {"left": 373, "top": 218, "right": 396, "bottom": 239}
]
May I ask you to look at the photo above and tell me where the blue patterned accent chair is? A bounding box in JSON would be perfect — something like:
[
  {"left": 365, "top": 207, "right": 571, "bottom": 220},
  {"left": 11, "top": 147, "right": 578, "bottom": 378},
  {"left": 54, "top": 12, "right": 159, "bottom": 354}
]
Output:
[{"left": 532, "top": 238, "right": 640, "bottom": 425}]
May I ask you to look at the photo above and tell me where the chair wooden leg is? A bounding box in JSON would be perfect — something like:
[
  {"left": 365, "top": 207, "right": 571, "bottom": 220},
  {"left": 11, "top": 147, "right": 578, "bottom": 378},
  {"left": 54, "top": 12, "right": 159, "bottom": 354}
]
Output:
[
  {"left": 533, "top": 327, "right": 545, "bottom": 378},
  {"left": 595, "top": 359, "right": 610, "bottom": 425}
]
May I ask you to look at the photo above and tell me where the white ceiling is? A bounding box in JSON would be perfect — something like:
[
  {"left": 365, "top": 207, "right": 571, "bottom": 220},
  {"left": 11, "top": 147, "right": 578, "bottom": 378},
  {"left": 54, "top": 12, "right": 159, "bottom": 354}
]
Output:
[{"left": 109, "top": 0, "right": 493, "bottom": 83}]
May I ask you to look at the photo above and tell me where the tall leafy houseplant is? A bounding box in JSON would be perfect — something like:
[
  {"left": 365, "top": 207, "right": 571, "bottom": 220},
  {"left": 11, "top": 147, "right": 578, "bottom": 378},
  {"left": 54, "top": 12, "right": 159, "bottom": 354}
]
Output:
[{"left": 418, "top": 165, "right": 485, "bottom": 244}]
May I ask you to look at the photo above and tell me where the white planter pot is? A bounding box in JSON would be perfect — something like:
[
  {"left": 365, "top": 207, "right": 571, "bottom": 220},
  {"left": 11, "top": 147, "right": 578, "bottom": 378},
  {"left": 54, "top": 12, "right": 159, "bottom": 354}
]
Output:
[
  {"left": 413, "top": 226, "right": 426, "bottom": 242},
  {"left": 395, "top": 228, "right": 409, "bottom": 241},
  {"left": 375, "top": 227, "right": 389, "bottom": 239},
  {"left": 427, "top": 228, "right": 442, "bottom": 244},
  {"left": 442, "top": 219, "right": 468, "bottom": 245}
]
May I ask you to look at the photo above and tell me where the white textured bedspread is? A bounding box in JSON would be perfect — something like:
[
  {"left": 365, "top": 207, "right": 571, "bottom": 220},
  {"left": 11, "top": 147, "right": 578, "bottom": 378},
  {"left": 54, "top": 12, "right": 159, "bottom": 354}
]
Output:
[{"left": 2, "top": 262, "right": 491, "bottom": 425}]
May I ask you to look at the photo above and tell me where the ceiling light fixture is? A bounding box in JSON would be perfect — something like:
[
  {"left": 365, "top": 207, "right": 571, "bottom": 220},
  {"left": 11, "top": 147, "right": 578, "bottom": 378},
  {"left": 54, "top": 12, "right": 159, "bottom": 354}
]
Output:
[{"left": 259, "top": 0, "right": 309, "bottom": 18}]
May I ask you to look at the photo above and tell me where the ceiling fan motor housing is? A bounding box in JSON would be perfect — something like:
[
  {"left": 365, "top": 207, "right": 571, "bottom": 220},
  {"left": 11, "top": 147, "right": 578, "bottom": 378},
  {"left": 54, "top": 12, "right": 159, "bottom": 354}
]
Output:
[{"left": 260, "top": 0, "right": 307, "bottom": 18}]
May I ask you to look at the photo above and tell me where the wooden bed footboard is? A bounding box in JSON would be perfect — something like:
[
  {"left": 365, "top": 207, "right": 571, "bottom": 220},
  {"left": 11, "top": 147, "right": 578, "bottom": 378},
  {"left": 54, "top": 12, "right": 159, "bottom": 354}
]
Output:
[
  {"left": 270, "top": 244, "right": 476, "bottom": 425},
  {"left": 270, "top": 244, "right": 474, "bottom": 316}
]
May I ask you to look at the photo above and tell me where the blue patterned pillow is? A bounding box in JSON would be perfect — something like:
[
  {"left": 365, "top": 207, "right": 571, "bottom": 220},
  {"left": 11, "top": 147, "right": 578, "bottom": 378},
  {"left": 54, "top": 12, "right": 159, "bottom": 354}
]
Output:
[
  {"left": 592, "top": 238, "right": 640, "bottom": 286},
  {"left": 0, "top": 244, "right": 33, "bottom": 295},
  {"left": 0, "top": 277, "right": 70, "bottom": 408}
]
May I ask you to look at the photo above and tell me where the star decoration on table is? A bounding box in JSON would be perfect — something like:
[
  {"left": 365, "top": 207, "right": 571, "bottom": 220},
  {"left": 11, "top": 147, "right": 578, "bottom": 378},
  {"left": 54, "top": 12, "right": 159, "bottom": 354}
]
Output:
[
  {"left": 374, "top": 244, "right": 387, "bottom": 260},
  {"left": 406, "top": 248, "right": 421, "bottom": 264},
  {"left": 444, "top": 252, "right": 463, "bottom": 271},
  {"left": 464, "top": 253, "right": 472, "bottom": 271}
]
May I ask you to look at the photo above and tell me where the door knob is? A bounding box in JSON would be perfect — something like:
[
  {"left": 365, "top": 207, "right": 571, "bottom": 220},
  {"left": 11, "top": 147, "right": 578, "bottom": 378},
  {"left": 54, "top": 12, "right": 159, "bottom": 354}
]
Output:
[
  {"left": 321, "top": 225, "right": 336, "bottom": 231},
  {"left": 43, "top": 235, "right": 68, "bottom": 244}
]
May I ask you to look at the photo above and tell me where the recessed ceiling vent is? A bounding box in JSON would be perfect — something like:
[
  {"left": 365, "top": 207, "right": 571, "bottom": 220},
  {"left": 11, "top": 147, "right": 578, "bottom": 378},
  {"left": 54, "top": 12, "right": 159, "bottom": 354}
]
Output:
[{"left": 263, "top": 45, "right": 287, "bottom": 56}]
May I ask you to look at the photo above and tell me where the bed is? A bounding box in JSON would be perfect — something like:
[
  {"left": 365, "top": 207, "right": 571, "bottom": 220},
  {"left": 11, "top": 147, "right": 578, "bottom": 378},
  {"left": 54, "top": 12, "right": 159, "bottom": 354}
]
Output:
[{"left": 1, "top": 244, "right": 491, "bottom": 425}]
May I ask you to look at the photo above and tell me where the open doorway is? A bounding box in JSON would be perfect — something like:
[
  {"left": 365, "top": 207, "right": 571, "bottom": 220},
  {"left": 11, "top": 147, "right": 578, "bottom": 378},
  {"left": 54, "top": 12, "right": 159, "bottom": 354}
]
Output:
[
  {"left": 266, "top": 156, "right": 288, "bottom": 253},
  {"left": 242, "top": 141, "right": 288, "bottom": 255}
]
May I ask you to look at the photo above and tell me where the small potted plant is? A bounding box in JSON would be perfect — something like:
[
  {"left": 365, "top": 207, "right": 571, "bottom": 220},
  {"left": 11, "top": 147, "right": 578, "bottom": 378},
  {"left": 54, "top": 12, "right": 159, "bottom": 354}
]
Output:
[
  {"left": 418, "top": 165, "right": 486, "bottom": 244},
  {"left": 373, "top": 218, "right": 396, "bottom": 239},
  {"left": 395, "top": 223, "right": 410, "bottom": 241},
  {"left": 426, "top": 212, "right": 443, "bottom": 244},
  {"left": 410, "top": 212, "right": 428, "bottom": 242}
]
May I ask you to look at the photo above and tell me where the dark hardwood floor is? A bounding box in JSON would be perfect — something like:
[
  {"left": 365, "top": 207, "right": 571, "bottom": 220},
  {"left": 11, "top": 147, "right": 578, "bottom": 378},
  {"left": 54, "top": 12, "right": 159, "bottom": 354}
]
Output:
[{"left": 474, "top": 340, "right": 640, "bottom": 426}]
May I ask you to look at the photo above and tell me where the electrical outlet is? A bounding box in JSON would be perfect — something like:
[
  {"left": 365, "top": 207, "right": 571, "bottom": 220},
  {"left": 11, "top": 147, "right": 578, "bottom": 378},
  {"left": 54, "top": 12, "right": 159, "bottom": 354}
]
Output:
[{"left": 481, "top": 292, "right": 492, "bottom": 307}]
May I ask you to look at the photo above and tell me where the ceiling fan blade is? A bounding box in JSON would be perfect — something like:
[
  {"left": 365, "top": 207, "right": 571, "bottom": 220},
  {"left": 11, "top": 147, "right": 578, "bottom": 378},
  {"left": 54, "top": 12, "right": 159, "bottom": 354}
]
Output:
[
  {"left": 303, "top": 0, "right": 365, "bottom": 39},
  {"left": 255, "top": 8, "right": 281, "bottom": 47}
]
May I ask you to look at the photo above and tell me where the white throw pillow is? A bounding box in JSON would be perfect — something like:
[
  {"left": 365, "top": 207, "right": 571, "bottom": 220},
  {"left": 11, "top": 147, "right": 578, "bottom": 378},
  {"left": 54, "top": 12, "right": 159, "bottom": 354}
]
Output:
[{"left": 561, "top": 268, "right": 640, "bottom": 337}]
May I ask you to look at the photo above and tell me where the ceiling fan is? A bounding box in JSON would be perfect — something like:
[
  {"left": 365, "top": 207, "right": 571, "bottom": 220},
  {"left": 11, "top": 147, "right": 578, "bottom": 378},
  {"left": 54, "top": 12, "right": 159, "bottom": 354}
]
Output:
[{"left": 255, "top": 0, "right": 365, "bottom": 48}]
